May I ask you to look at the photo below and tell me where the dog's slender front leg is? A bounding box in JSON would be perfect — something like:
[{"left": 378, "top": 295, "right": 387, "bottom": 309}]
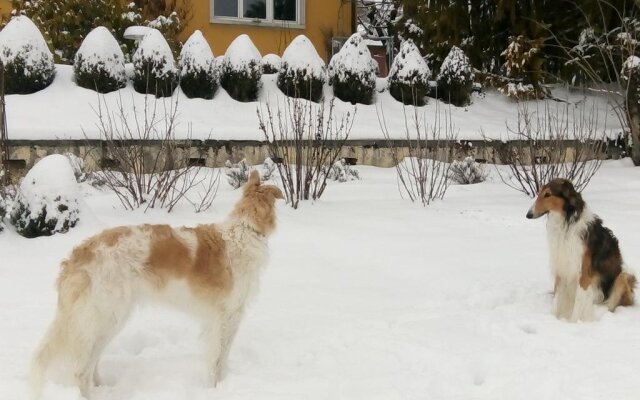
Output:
[{"left": 216, "top": 308, "right": 244, "bottom": 382}]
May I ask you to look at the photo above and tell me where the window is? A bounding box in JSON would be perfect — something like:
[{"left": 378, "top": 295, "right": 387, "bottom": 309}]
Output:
[{"left": 212, "top": 0, "right": 303, "bottom": 25}]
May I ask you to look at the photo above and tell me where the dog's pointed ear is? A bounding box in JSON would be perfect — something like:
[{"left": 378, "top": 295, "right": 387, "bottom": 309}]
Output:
[
  {"left": 247, "top": 170, "right": 261, "bottom": 187},
  {"left": 266, "top": 186, "right": 284, "bottom": 200}
]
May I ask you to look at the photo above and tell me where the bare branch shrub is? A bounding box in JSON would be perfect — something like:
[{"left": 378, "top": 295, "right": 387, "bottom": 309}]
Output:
[
  {"left": 90, "top": 94, "right": 219, "bottom": 212},
  {"left": 378, "top": 105, "right": 457, "bottom": 205},
  {"left": 257, "top": 98, "right": 355, "bottom": 209},
  {"left": 489, "top": 101, "right": 606, "bottom": 197}
]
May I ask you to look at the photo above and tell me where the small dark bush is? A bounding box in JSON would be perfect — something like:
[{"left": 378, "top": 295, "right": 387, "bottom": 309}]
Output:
[
  {"left": 328, "top": 33, "right": 377, "bottom": 105},
  {"left": 179, "top": 30, "right": 217, "bottom": 99},
  {"left": 74, "top": 27, "right": 127, "bottom": 93},
  {"left": 436, "top": 46, "right": 475, "bottom": 107},
  {"left": 132, "top": 29, "right": 178, "bottom": 97}
]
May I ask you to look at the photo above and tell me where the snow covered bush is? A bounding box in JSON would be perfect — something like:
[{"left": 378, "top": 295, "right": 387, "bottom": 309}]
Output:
[
  {"left": 225, "top": 159, "right": 251, "bottom": 189},
  {"left": 277, "top": 35, "right": 326, "bottom": 102},
  {"left": 499, "top": 35, "right": 546, "bottom": 100},
  {"left": 449, "top": 157, "right": 487, "bottom": 184},
  {"left": 0, "top": 16, "right": 55, "bottom": 95},
  {"left": 225, "top": 158, "right": 276, "bottom": 189},
  {"left": 132, "top": 29, "right": 178, "bottom": 97},
  {"left": 219, "top": 34, "right": 262, "bottom": 102},
  {"left": 10, "top": 155, "right": 80, "bottom": 238},
  {"left": 388, "top": 40, "right": 431, "bottom": 106},
  {"left": 436, "top": 46, "right": 475, "bottom": 107},
  {"left": 73, "top": 26, "right": 127, "bottom": 93},
  {"left": 262, "top": 54, "right": 282, "bottom": 74},
  {"left": 328, "top": 33, "right": 378, "bottom": 105},
  {"left": 179, "top": 30, "right": 217, "bottom": 99},
  {"left": 325, "top": 159, "right": 360, "bottom": 182}
]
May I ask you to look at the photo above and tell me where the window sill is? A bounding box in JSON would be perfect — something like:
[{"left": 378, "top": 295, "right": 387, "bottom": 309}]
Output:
[{"left": 210, "top": 17, "right": 305, "bottom": 29}]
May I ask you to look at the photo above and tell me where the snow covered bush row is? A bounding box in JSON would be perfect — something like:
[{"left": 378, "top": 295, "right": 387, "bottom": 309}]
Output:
[
  {"left": 0, "top": 16, "right": 55, "bottom": 95},
  {"left": 277, "top": 35, "right": 326, "bottom": 102},
  {"left": 388, "top": 40, "right": 431, "bottom": 106},
  {"left": 9, "top": 155, "right": 80, "bottom": 238},
  {"left": 329, "top": 33, "right": 378, "bottom": 105}
]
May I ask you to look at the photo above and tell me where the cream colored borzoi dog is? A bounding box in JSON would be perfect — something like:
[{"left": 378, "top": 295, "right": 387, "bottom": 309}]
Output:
[{"left": 29, "top": 171, "right": 283, "bottom": 398}]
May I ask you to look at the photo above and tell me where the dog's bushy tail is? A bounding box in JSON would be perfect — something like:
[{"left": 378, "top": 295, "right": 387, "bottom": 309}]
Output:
[
  {"left": 28, "top": 312, "right": 67, "bottom": 400},
  {"left": 606, "top": 272, "right": 636, "bottom": 311}
]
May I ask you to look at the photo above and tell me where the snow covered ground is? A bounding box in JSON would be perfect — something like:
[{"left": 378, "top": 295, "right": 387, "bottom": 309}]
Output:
[
  {"left": 2, "top": 160, "right": 640, "bottom": 400},
  {"left": 5, "top": 64, "right": 621, "bottom": 141}
]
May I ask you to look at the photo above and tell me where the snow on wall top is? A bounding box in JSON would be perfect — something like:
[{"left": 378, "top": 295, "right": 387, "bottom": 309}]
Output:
[
  {"left": 437, "top": 46, "right": 474, "bottom": 84},
  {"left": 281, "top": 35, "right": 325, "bottom": 79},
  {"left": 0, "top": 15, "right": 53, "bottom": 67},
  {"left": 389, "top": 40, "right": 430, "bottom": 84},
  {"left": 223, "top": 34, "right": 261, "bottom": 72},
  {"left": 133, "top": 28, "right": 176, "bottom": 76},
  {"left": 74, "top": 26, "right": 126, "bottom": 80},
  {"left": 179, "top": 30, "right": 215, "bottom": 76},
  {"left": 329, "top": 33, "right": 377, "bottom": 82}
]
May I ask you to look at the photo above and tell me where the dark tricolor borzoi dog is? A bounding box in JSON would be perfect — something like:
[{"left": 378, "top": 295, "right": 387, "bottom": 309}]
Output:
[{"left": 526, "top": 178, "right": 635, "bottom": 321}]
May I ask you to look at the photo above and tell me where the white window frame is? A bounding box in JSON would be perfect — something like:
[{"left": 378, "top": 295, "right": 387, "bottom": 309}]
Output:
[{"left": 210, "top": 0, "right": 305, "bottom": 29}]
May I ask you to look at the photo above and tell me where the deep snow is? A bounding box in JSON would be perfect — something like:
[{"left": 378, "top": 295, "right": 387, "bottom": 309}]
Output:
[{"left": 1, "top": 161, "right": 640, "bottom": 399}]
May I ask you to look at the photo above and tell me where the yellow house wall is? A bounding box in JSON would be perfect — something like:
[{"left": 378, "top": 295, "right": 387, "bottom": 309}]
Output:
[{"left": 183, "top": 0, "right": 354, "bottom": 61}]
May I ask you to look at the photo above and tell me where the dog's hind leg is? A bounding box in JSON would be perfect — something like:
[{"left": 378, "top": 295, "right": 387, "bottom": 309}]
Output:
[
  {"left": 606, "top": 272, "right": 636, "bottom": 311},
  {"left": 29, "top": 311, "right": 68, "bottom": 400}
]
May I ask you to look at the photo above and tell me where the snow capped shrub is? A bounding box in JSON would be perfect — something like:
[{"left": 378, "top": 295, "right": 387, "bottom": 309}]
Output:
[
  {"left": 0, "top": 16, "right": 55, "bottom": 95},
  {"left": 10, "top": 155, "right": 80, "bottom": 238},
  {"left": 325, "top": 159, "right": 360, "bottom": 182},
  {"left": 328, "top": 33, "right": 378, "bottom": 105},
  {"left": 277, "top": 35, "right": 326, "bottom": 102},
  {"left": 225, "top": 158, "right": 275, "bottom": 189},
  {"left": 132, "top": 29, "right": 178, "bottom": 97},
  {"left": 179, "top": 30, "right": 217, "bottom": 99},
  {"left": 436, "top": 46, "right": 474, "bottom": 107},
  {"left": 73, "top": 26, "right": 127, "bottom": 93},
  {"left": 225, "top": 159, "right": 251, "bottom": 189},
  {"left": 262, "top": 53, "right": 282, "bottom": 74},
  {"left": 388, "top": 40, "right": 431, "bottom": 106},
  {"left": 499, "top": 35, "right": 546, "bottom": 100},
  {"left": 219, "top": 34, "right": 262, "bottom": 102},
  {"left": 449, "top": 157, "right": 487, "bottom": 184}
]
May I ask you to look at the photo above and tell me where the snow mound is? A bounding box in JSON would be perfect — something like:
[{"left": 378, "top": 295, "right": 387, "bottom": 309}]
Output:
[
  {"left": 10, "top": 154, "right": 79, "bottom": 238},
  {"left": 281, "top": 35, "right": 325, "bottom": 79},
  {"left": 133, "top": 28, "right": 177, "bottom": 77},
  {"left": 437, "top": 46, "right": 474, "bottom": 85},
  {"left": 74, "top": 26, "right": 126, "bottom": 91},
  {"left": 223, "top": 34, "right": 262, "bottom": 72},
  {"left": 389, "top": 40, "right": 430, "bottom": 84},
  {"left": 179, "top": 30, "right": 215, "bottom": 76},
  {"left": 262, "top": 53, "right": 282, "bottom": 73},
  {"left": 623, "top": 55, "right": 640, "bottom": 73},
  {"left": 328, "top": 33, "right": 378, "bottom": 83}
]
